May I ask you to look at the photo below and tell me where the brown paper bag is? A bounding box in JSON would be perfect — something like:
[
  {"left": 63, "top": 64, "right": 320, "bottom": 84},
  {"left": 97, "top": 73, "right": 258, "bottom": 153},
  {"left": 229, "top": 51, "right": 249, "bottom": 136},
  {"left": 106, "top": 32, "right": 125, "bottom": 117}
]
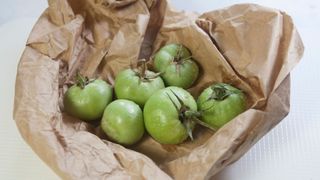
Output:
[{"left": 13, "top": 0, "right": 304, "bottom": 179}]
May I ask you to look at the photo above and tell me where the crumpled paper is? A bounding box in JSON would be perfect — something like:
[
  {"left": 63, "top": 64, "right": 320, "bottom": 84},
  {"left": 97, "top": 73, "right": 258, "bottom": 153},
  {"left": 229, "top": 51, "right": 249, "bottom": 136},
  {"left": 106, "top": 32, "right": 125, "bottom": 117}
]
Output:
[{"left": 13, "top": 0, "right": 304, "bottom": 179}]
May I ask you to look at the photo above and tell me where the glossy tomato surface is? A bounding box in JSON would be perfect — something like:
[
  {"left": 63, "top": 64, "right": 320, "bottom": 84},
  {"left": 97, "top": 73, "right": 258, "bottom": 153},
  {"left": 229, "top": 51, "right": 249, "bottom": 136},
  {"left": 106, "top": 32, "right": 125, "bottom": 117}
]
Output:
[
  {"left": 197, "top": 83, "right": 246, "bottom": 129},
  {"left": 64, "top": 79, "right": 113, "bottom": 121},
  {"left": 154, "top": 44, "right": 199, "bottom": 89},
  {"left": 115, "top": 69, "right": 165, "bottom": 107},
  {"left": 143, "top": 86, "right": 197, "bottom": 144},
  {"left": 101, "top": 99, "right": 144, "bottom": 145}
]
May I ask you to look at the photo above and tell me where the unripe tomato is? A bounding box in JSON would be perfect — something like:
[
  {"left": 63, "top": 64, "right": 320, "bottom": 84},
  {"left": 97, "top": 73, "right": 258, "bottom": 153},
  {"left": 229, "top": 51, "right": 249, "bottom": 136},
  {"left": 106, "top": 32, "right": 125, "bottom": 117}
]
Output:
[
  {"left": 154, "top": 44, "right": 199, "bottom": 89},
  {"left": 144, "top": 86, "right": 197, "bottom": 144},
  {"left": 115, "top": 69, "right": 165, "bottom": 107},
  {"left": 64, "top": 77, "right": 113, "bottom": 121},
  {"left": 197, "top": 83, "right": 246, "bottom": 129},
  {"left": 101, "top": 99, "right": 144, "bottom": 145}
]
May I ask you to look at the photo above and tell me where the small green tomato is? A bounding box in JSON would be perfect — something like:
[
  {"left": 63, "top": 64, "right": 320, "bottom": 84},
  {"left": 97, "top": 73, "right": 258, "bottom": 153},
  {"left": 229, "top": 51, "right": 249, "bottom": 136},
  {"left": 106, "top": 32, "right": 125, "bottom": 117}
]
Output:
[
  {"left": 197, "top": 83, "right": 246, "bottom": 129},
  {"left": 143, "top": 86, "right": 198, "bottom": 144},
  {"left": 154, "top": 43, "right": 199, "bottom": 89},
  {"left": 114, "top": 68, "right": 164, "bottom": 107},
  {"left": 63, "top": 74, "right": 113, "bottom": 121},
  {"left": 101, "top": 99, "right": 144, "bottom": 145}
]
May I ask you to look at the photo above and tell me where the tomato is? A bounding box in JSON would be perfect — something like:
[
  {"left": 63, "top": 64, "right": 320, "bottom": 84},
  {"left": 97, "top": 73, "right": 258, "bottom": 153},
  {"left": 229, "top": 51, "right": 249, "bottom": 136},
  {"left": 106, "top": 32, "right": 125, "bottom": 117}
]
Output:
[
  {"left": 115, "top": 68, "right": 165, "bottom": 107},
  {"left": 197, "top": 83, "right": 246, "bottom": 129},
  {"left": 101, "top": 99, "right": 144, "bottom": 145},
  {"left": 143, "top": 86, "right": 198, "bottom": 144},
  {"left": 63, "top": 74, "right": 113, "bottom": 121},
  {"left": 154, "top": 44, "right": 199, "bottom": 89}
]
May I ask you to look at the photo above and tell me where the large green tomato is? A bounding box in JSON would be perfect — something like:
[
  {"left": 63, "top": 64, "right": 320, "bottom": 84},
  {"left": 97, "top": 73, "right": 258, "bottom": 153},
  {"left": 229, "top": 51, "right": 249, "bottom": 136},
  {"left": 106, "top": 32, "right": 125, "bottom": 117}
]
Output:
[
  {"left": 154, "top": 44, "right": 199, "bottom": 89},
  {"left": 115, "top": 69, "right": 165, "bottom": 107},
  {"left": 143, "top": 86, "right": 197, "bottom": 144},
  {"left": 101, "top": 99, "right": 144, "bottom": 145},
  {"left": 197, "top": 83, "right": 246, "bottom": 129},
  {"left": 64, "top": 79, "right": 113, "bottom": 121}
]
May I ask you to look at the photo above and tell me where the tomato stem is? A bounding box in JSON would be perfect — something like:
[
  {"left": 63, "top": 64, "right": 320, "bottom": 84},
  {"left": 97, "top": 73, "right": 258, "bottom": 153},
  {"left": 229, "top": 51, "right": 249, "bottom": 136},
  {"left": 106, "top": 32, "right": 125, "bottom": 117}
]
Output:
[
  {"left": 173, "top": 44, "right": 192, "bottom": 63},
  {"left": 166, "top": 90, "right": 216, "bottom": 141},
  {"left": 173, "top": 44, "right": 184, "bottom": 62},
  {"left": 138, "top": 59, "right": 147, "bottom": 78},
  {"left": 172, "top": 45, "right": 193, "bottom": 77},
  {"left": 75, "top": 71, "right": 90, "bottom": 89},
  {"left": 191, "top": 117, "right": 217, "bottom": 131},
  {"left": 209, "top": 83, "right": 234, "bottom": 101},
  {"left": 184, "top": 119, "right": 194, "bottom": 140},
  {"left": 131, "top": 59, "right": 161, "bottom": 82},
  {"left": 177, "top": 56, "right": 193, "bottom": 63}
]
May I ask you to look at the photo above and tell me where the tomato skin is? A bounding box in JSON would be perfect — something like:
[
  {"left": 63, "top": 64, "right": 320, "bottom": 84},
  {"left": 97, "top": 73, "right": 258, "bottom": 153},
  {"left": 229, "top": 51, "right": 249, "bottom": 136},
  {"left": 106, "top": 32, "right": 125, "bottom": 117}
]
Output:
[
  {"left": 197, "top": 83, "right": 246, "bottom": 129},
  {"left": 114, "top": 69, "right": 165, "bottom": 107},
  {"left": 63, "top": 79, "right": 113, "bottom": 121},
  {"left": 101, "top": 99, "right": 144, "bottom": 145},
  {"left": 143, "top": 86, "right": 197, "bottom": 144},
  {"left": 154, "top": 44, "right": 199, "bottom": 89}
]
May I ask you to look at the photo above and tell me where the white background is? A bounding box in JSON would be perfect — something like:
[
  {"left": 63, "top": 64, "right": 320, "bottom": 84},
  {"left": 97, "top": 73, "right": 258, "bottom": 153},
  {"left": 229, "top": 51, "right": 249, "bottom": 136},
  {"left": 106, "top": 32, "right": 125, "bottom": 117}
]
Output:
[{"left": 0, "top": 0, "right": 319, "bottom": 180}]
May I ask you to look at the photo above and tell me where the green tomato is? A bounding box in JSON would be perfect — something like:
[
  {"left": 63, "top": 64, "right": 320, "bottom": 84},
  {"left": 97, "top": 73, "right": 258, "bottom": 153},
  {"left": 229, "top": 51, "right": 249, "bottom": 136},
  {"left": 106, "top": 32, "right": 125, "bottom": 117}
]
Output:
[
  {"left": 197, "top": 83, "right": 246, "bottom": 129},
  {"left": 154, "top": 44, "right": 199, "bottom": 89},
  {"left": 64, "top": 79, "right": 113, "bottom": 121},
  {"left": 115, "top": 69, "right": 165, "bottom": 107},
  {"left": 144, "top": 86, "right": 197, "bottom": 144},
  {"left": 101, "top": 99, "right": 144, "bottom": 145}
]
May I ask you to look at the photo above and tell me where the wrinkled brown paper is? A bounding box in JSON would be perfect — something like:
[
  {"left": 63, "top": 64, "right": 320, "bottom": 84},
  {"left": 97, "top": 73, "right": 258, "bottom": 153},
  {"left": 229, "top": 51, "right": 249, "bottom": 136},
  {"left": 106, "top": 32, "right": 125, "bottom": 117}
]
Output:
[{"left": 13, "top": 0, "right": 304, "bottom": 179}]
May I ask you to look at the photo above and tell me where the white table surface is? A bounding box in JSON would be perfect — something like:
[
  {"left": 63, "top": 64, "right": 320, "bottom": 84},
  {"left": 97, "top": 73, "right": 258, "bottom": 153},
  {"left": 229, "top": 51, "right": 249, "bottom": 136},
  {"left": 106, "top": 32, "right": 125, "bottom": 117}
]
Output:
[{"left": 0, "top": 0, "right": 319, "bottom": 180}]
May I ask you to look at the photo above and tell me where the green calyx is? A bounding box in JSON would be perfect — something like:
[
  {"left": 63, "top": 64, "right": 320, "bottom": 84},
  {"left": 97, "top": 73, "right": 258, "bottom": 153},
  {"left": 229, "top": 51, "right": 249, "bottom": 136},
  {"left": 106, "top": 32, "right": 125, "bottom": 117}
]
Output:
[
  {"left": 75, "top": 72, "right": 93, "bottom": 89},
  {"left": 209, "top": 83, "right": 241, "bottom": 101},
  {"left": 166, "top": 90, "right": 216, "bottom": 141},
  {"left": 171, "top": 45, "right": 192, "bottom": 77},
  {"left": 173, "top": 44, "right": 192, "bottom": 63},
  {"left": 131, "top": 59, "right": 161, "bottom": 82}
]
